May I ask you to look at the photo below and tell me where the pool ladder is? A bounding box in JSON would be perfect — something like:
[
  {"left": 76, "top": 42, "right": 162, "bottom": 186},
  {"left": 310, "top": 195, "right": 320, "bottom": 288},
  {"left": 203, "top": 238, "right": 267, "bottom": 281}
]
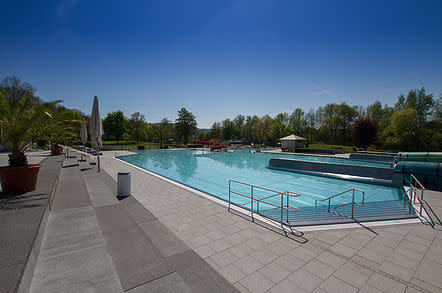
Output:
[{"left": 228, "top": 180, "right": 301, "bottom": 235}]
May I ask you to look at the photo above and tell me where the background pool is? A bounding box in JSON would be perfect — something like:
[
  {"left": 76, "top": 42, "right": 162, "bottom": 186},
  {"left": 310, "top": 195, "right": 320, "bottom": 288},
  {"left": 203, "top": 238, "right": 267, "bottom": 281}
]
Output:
[{"left": 118, "top": 149, "right": 400, "bottom": 208}]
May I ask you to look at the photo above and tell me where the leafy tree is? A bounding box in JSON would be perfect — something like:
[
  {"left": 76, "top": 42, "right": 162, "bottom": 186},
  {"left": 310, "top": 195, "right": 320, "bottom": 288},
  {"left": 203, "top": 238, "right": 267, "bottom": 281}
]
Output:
[
  {"left": 257, "top": 115, "right": 274, "bottom": 145},
  {"left": 367, "top": 101, "right": 394, "bottom": 139},
  {"left": 433, "top": 97, "right": 441, "bottom": 122},
  {"left": 289, "top": 108, "right": 307, "bottom": 136},
  {"left": 305, "top": 109, "right": 316, "bottom": 142},
  {"left": 394, "top": 94, "right": 406, "bottom": 110},
  {"left": 269, "top": 120, "right": 290, "bottom": 145},
  {"left": 160, "top": 118, "right": 174, "bottom": 146},
  {"left": 0, "top": 76, "right": 41, "bottom": 108},
  {"left": 221, "top": 119, "right": 236, "bottom": 141},
  {"left": 103, "top": 110, "right": 126, "bottom": 144},
  {"left": 241, "top": 116, "right": 254, "bottom": 143},
  {"left": 351, "top": 118, "right": 378, "bottom": 150},
  {"left": 405, "top": 88, "right": 434, "bottom": 127},
  {"left": 175, "top": 108, "right": 197, "bottom": 144},
  {"left": 233, "top": 114, "right": 245, "bottom": 139},
  {"left": 383, "top": 108, "right": 419, "bottom": 151},
  {"left": 209, "top": 122, "right": 221, "bottom": 137},
  {"left": 46, "top": 108, "right": 82, "bottom": 145},
  {"left": 129, "top": 112, "right": 146, "bottom": 142},
  {"left": 275, "top": 112, "right": 289, "bottom": 126},
  {"left": 320, "top": 103, "right": 358, "bottom": 145},
  {"left": 366, "top": 101, "right": 384, "bottom": 123}
]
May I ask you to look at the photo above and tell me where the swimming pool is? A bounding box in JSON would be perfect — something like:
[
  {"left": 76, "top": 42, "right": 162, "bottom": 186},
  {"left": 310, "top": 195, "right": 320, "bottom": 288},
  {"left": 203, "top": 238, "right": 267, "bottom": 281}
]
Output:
[{"left": 118, "top": 149, "right": 402, "bottom": 210}]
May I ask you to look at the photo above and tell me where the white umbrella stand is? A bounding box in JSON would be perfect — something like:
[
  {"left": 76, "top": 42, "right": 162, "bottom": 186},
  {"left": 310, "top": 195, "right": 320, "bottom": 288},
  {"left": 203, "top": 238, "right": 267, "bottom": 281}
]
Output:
[{"left": 89, "top": 96, "right": 103, "bottom": 172}]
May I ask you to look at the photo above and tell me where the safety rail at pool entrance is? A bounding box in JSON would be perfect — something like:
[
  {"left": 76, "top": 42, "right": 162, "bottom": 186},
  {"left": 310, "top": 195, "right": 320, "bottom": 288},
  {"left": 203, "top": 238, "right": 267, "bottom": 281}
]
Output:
[
  {"left": 408, "top": 174, "right": 441, "bottom": 227},
  {"left": 315, "top": 188, "right": 365, "bottom": 220},
  {"left": 228, "top": 180, "right": 301, "bottom": 227}
]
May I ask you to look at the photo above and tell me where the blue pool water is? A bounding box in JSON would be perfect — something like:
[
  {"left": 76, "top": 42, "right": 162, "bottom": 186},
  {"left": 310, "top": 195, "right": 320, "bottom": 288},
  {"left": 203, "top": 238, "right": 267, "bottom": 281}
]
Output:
[{"left": 118, "top": 149, "right": 401, "bottom": 209}]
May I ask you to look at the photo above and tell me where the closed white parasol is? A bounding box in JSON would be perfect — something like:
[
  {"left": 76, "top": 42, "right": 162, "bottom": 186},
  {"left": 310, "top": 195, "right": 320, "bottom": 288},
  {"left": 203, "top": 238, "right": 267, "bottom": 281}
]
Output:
[{"left": 89, "top": 96, "right": 103, "bottom": 171}]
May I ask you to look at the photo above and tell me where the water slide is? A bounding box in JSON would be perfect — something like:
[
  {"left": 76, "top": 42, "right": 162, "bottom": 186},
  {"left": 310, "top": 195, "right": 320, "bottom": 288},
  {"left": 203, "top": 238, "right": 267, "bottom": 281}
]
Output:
[{"left": 192, "top": 136, "right": 226, "bottom": 151}]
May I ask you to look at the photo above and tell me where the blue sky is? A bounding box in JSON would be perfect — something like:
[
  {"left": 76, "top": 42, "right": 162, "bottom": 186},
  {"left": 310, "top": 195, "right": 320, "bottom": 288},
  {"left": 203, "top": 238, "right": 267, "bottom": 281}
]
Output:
[{"left": 1, "top": 0, "right": 441, "bottom": 128}]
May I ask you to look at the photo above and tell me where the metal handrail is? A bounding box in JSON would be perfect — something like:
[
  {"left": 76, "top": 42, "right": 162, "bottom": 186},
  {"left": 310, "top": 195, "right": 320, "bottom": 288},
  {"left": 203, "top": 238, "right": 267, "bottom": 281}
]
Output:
[
  {"left": 228, "top": 180, "right": 301, "bottom": 227},
  {"left": 407, "top": 174, "right": 437, "bottom": 226},
  {"left": 408, "top": 187, "right": 433, "bottom": 226},
  {"left": 318, "top": 188, "right": 364, "bottom": 202},
  {"left": 315, "top": 188, "right": 365, "bottom": 219},
  {"left": 410, "top": 174, "right": 425, "bottom": 209},
  {"left": 410, "top": 174, "right": 425, "bottom": 190}
]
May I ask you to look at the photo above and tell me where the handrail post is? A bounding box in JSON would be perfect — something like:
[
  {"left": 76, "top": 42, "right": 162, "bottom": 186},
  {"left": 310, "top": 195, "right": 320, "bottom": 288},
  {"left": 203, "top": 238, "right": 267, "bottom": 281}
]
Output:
[
  {"left": 228, "top": 181, "right": 231, "bottom": 211},
  {"left": 420, "top": 188, "right": 423, "bottom": 216},
  {"left": 280, "top": 192, "right": 284, "bottom": 224},
  {"left": 286, "top": 192, "right": 289, "bottom": 223},
  {"left": 328, "top": 198, "right": 331, "bottom": 212},
  {"left": 351, "top": 189, "right": 355, "bottom": 219},
  {"left": 251, "top": 186, "right": 254, "bottom": 222}
]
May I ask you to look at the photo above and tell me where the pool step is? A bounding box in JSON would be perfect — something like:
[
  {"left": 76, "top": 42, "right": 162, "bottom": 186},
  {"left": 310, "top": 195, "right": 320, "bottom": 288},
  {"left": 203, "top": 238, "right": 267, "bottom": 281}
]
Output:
[{"left": 259, "top": 200, "right": 417, "bottom": 226}]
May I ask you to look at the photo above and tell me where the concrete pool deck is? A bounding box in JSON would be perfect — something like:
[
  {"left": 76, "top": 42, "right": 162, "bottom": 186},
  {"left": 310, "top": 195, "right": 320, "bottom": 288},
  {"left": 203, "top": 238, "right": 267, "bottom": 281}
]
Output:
[{"left": 22, "top": 150, "right": 442, "bottom": 292}]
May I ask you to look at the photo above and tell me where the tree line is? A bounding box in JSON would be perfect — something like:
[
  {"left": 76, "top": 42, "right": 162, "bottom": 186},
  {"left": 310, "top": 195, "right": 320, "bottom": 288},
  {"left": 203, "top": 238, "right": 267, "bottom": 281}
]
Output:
[
  {"left": 1, "top": 76, "right": 441, "bottom": 151},
  {"left": 102, "top": 107, "right": 197, "bottom": 145},
  {"left": 206, "top": 88, "right": 441, "bottom": 151},
  {"left": 102, "top": 87, "right": 441, "bottom": 151}
]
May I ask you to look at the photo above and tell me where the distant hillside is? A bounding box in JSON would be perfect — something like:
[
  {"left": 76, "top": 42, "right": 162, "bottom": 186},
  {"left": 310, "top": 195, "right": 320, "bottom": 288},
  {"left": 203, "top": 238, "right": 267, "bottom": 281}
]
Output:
[{"left": 197, "top": 128, "right": 210, "bottom": 133}]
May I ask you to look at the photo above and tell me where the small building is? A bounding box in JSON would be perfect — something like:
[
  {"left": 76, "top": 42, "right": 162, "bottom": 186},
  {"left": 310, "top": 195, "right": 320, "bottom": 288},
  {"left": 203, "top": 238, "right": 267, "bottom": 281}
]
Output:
[{"left": 279, "top": 134, "right": 307, "bottom": 151}]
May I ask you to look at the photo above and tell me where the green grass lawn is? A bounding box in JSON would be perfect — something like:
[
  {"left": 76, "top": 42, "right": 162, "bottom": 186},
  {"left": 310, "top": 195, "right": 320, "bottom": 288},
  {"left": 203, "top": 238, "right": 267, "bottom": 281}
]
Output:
[
  {"left": 96, "top": 140, "right": 162, "bottom": 150},
  {"left": 307, "top": 143, "right": 363, "bottom": 153},
  {"left": 102, "top": 140, "right": 159, "bottom": 147}
]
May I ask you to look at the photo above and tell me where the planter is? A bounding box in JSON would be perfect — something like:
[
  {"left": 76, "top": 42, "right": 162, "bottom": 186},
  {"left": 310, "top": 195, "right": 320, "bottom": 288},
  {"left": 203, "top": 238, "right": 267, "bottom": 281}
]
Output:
[
  {"left": 51, "top": 145, "right": 63, "bottom": 156},
  {"left": 0, "top": 164, "right": 41, "bottom": 193}
]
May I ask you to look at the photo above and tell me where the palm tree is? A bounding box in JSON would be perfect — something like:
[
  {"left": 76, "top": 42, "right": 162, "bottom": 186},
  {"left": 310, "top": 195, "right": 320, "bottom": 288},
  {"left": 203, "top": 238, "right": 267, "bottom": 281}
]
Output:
[{"left": 0, "top": 91, "right": 61, "bottom": 167}]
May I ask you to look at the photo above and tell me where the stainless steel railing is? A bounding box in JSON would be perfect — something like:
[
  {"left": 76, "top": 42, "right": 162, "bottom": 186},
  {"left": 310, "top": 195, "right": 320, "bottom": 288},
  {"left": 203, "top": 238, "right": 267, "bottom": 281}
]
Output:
[
  {"left": 407, "top": 174, "right": 439, "bottom": 226},
  {"left": 315, "top": 188, "right": 365, "bottom": 219},
  {"left": 409, "top": 174, "right": 425, "bottom": 212},
  {"left": 228, "top": 180, "right": 301, "bottom": 226}
]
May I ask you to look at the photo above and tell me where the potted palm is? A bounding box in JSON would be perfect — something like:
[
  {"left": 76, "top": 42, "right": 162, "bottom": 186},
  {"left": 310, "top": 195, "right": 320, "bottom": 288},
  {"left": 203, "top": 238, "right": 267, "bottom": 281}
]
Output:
[{"left": 0, "top": 92, "right": 60, "bottom": 193}]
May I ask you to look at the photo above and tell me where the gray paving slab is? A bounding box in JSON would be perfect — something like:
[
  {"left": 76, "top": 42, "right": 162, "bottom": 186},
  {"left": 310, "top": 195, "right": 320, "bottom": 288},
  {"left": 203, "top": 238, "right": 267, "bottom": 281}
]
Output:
[
  {"left": 29, "top": 156, "right": 123, "bottom": 293},
  {"left": 38, "top": 206, "right": 104, "bottom": 259},
  {"left": 94, "top": 201, "right": 138, "bottom": 232},
  {"left": 51, "top": 164, "right": 91, "bottom": 211},
  {"left": 95, "top": 204, "right": 173, "bottom": 291},
  {"left": 239, "top": 270, "right": 274, "bottom": 293},
  {"left": 81, "top": 167, "right": 119, "bottom": 207},
  {"left": 29, "top": 245, "right": 122, "bottom": 293},
  {"left": 126, "top": 272, "right": 192, "bottom": 293},
  {"left": 0, "top": 264, "right": 22, "bottom": 293},
  {"left": 167, "top": 249, "right": 239, "bottom": 293},
  {"left": 0, "top": 155, "right": 62, "bottom": 293},
  {"left": 413, "top": 259, "right": 442, "bottom": 289},
  {"left": 286, "top": 268, "right": 323, "bottom": 292},
  {"left": 138, "top": 219, "right": 190, "bottom": 257},
  {"left": 121, "top": 196, "right": 157, "bottom": 224}
]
